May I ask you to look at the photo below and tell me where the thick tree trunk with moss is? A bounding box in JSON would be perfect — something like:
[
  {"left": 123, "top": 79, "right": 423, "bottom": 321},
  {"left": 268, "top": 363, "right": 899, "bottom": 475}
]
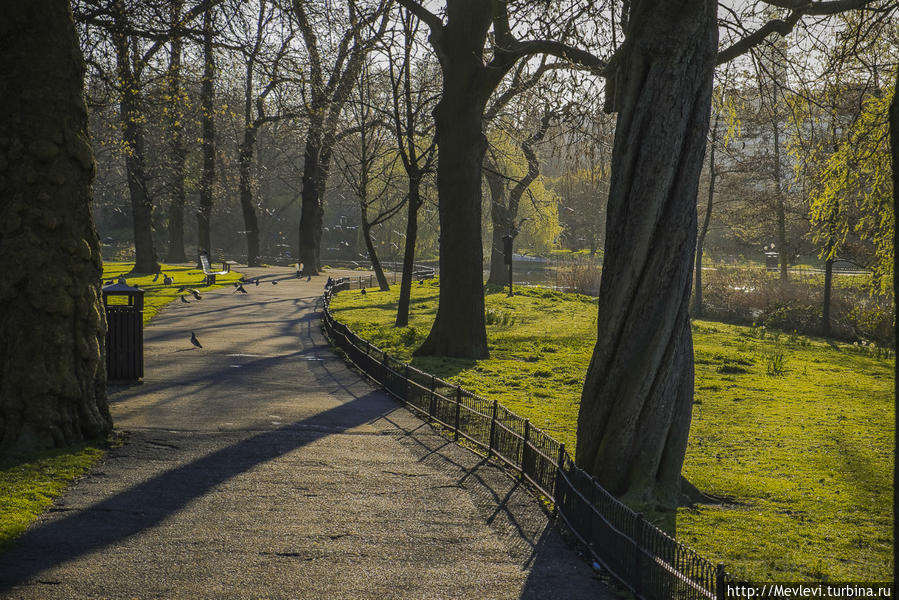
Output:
[
  {"left": 0, "top": 0, "right": 112, "bottom": 452},
  {"left": 575, "top": 0, "right": 716, "bottom": 511}
]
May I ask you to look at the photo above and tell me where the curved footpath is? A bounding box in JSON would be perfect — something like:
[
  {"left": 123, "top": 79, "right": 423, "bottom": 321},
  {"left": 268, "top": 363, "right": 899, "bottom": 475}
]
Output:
[{"left": 0, "top": 267, "right": 614, "bottom": 600}]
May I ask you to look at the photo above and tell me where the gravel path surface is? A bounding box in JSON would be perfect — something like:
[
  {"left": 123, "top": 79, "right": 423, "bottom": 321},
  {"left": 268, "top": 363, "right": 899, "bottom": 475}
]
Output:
[{"left": 0, "top": 267, "right": 615, "bottom": 599}]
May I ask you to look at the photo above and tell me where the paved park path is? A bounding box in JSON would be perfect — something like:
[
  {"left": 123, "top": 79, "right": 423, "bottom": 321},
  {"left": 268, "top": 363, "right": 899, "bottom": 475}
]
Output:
[{"left": 0, "top": 267, "right": 614, "bottom": 599}]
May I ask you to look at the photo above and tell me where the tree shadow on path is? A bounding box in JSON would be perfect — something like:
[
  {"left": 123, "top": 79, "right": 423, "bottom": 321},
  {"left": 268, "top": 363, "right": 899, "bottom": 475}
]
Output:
[{"left": 0, "top": 394, "right": 388, "bottom": 592}]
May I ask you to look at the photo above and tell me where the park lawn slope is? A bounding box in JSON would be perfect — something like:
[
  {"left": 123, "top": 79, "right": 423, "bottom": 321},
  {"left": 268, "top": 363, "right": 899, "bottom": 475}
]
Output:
[
  {"left": 0, "top": 261, "right": 242, "bottom": 552},
  {"left": 328, "top": 280, "right": 894, "bottom": 582}
]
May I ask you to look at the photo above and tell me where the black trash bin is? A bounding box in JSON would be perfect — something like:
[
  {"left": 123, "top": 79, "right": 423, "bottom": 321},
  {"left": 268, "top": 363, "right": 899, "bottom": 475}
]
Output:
[{"left": 102, "top": 283, "right": 145, "bottom": 381}]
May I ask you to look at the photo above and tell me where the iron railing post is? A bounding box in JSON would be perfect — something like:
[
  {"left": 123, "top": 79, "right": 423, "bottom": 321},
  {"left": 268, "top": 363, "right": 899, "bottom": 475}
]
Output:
[
  {"left": 521, "top": 419, "right": 530, "bottom": 478},
  {"left": 634, "top": 513, "right": 644, "bottom": 597},
  {"left": 404, "top": 363, "right": 410, "bottom": 401},
  {"left": 454, "top": 386, "right": 462, "bottom": 442},
  {"left": 488, "top": 399, "right": 498, "bottom": 457},
  {"left": 716, "top": 563, "right": 726, "bottom": 600},
  {"left": 552, "top": 443, "right": 566, "bottom": 512}
]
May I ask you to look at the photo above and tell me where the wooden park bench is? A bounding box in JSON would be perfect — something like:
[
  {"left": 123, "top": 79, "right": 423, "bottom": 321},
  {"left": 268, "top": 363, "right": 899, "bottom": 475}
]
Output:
[{"left": 199, "top": 253, "right": 231, "bottom": 285}]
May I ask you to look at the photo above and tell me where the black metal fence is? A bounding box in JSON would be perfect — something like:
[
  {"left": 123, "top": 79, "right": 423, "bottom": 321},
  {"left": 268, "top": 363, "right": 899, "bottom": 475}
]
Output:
[
  {"left": 329, "top": 266, "right": 436, "bottom": 292},
  {"left": 321, "top": 283, "right": 734, "bottom": 600}
]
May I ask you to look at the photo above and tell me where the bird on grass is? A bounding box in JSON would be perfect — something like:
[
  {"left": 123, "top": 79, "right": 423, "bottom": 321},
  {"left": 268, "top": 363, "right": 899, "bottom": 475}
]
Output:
[
  {"left": 180, "top": 295, "right": 190, "bottom": 304},
  {"left": 163, "top": 274, "right": 174, "bottom": 286},
  {"left": 190, "top": 332, "right": 202, "bottom": 348},
  {"left": 189, "top": 289, "right": 202, "bottom": 300},
  {"left": 361, "top": 288, "right": 367, "bottom": 296},
  {"left": 234, "top": 284, "right": 247, "bottom": 294}
]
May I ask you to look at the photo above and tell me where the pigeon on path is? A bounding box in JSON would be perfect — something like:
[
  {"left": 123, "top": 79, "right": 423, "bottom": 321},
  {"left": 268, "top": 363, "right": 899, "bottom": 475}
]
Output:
[
  {"left": 189, "top": 289, "right": 202, "bottom": 300},
  {"left": 271, "top": 280, "right": 278, "bottom": 285},
  {"left": 254, "top": 278, "right": 260, "bottom": 286},
  {"left": 190, "top": 332, "right": 202, "bottom": 348},
  {"left": 306, "top": 274, "right": 312, "bottom": 282}
]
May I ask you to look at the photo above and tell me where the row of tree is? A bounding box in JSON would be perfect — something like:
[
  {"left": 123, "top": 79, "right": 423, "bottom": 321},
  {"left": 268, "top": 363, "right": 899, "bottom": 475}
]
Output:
[{"left": 3, "top": 0, "right": 896, "bottom": 518}]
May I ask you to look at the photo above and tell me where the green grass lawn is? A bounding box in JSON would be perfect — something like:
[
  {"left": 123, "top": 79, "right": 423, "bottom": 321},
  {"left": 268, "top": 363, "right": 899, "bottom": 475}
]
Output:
[
  {"left": 0, "top": 261, "right": 242, "bottom": 552},
  {"left": 329, "top": 279, "right": 894, "bottom": 582}
]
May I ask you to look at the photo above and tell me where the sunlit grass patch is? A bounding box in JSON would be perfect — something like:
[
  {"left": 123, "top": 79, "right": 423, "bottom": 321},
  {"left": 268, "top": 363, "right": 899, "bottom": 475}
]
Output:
[
  {"left": 329, "top": 282, "right": 894, "bottom": 581},
  {"left": 0, "top": 443, "right": 106, "bottom": 552},
  {"left": 102, "top": 261, "right": 243, "bottom": 325}
]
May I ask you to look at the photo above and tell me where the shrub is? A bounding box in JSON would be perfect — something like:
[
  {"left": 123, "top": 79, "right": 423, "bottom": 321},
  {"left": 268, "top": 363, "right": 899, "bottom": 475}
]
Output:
[{"left": 698, "top": 265, "right": 894, "bottom": 347}]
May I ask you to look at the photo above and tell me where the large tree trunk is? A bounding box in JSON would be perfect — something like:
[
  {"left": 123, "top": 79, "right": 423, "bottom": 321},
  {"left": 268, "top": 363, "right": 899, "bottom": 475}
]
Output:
[
  {"left": 197, "top": 6, "right": 215, "bottom": 257},
  {"left": 395, "top": 177, "right": 422, "bottom": 327},
  {"left": 576, "top": 0, "right": 717, "bottom": 511},
  {"left": 0, "top": 0, "right": 113, "bottom": 452},
  {"left": 112, "top": 1, "right": 157, "bottom": 274},
  {"left": 165, "top": 1, "right": 188, "bottom": 264},
  {"left": 414, "top": 2, "right": 492, "bottom": 358}
]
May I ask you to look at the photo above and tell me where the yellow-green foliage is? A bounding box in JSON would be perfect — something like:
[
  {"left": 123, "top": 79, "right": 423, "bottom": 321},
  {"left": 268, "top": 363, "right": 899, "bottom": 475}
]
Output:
[
  {"left": 0, "top": 444, "right": 104, "bottom": 551},
  {"left": 330, "top": 282, "right": 894, "bottom": 581},
  {"left": 487, "top": 128, "right": 563, "bottom": 255},
  {"left": 803, "top": 81, "right": 895, "bottom": 295}
]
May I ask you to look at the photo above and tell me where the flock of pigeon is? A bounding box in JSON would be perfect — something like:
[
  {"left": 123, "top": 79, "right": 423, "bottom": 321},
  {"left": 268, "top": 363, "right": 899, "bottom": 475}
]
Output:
[{"left": 107, "top": 269, "right": 320, "bottom": 351}]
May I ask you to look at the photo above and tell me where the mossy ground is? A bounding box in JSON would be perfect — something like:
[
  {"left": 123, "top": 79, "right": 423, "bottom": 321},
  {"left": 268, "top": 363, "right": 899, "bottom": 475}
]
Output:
[
  {"left": 329, "top": 279, "right": 894, "bottom": 582},
  {"left": 0, "top": 261, "right": 242, "bottom": 551}
]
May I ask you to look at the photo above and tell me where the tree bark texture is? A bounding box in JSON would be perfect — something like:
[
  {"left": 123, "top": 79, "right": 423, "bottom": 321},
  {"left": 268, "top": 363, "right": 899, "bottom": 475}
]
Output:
[
  {"left": 197, "top": 6, "right": 216, "bottom": 257},
  {"left": 414, "top": 1, "right": 493, "bottom": 358},
  {"left": 0, "top": 0, "right": 112, "bottom": 451},
  {"left": 165, "top": 2, "right": 188, "bottom": 263},
  {"left": 576, "top": 0, "right": 717, "bottom": 510},
  {"left": 112, "top": 1, "right": 158, "bottom": 274}
]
